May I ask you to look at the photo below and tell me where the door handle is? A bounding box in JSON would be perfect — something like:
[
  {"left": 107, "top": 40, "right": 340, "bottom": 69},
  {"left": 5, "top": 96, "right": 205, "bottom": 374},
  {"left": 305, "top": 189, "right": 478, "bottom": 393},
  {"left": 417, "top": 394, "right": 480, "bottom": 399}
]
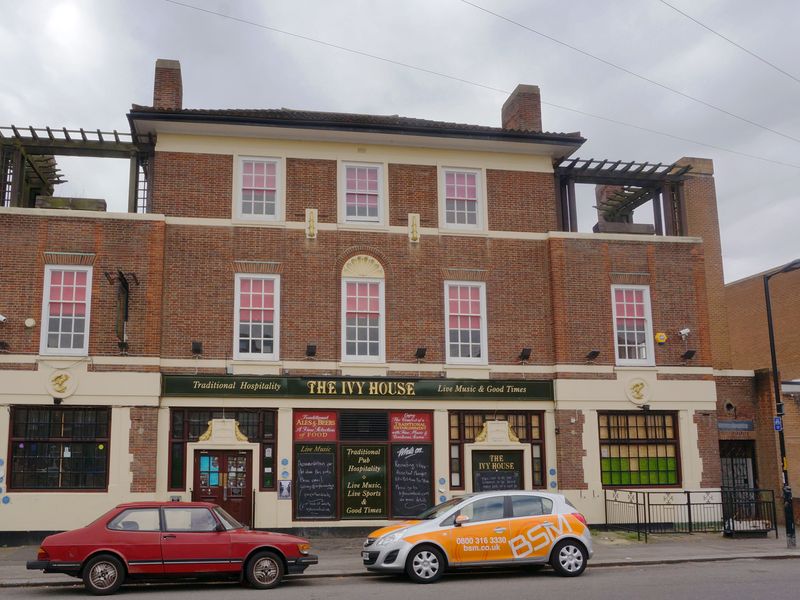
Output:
[
  {"left": 494, "top": 527, "right": 506, "bottom": 534},
  {"left": 162, "top": 534, "right": 176, "bottom": 539},
  {"left": 543, "top": 522, "right": 554, "bottom": 528}
]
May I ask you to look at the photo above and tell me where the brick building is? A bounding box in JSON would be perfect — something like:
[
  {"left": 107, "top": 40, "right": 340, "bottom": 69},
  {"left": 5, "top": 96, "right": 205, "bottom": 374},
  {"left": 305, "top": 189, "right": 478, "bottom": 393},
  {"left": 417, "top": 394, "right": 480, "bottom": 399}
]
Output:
[
  {"left": 0, "top": 59, "right": 742, "bottom": 534},
  {"left": 725, "top": 265, "right": 800, "bottom": 516}
]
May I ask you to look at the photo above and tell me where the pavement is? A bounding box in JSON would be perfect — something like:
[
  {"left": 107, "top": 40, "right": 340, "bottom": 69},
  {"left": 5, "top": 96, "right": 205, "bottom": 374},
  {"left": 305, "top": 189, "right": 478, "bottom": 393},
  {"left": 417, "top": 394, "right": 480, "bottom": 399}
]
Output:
[{"left": 1, "top": 529, "right": 798, "bottom": 588}]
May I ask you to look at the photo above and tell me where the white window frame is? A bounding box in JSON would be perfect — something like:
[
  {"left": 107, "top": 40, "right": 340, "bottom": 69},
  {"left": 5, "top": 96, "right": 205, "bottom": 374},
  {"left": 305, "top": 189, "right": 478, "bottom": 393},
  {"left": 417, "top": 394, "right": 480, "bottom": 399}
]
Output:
[
  {"left": 234, "top": 156, "right": 285, "bottom": 222},
  {"left": 341, "top": 277, "right": 386, "bottom": 363},
  {"left": 233, "top": 274, "right": 281, "bottom": 361},
  {"left": 444, "top": 280, "right": 488, "bottom": 365},
  {"left": 611, "top": 284, "right": 655, "bottom": 367},
  {"left": 39, "top": 265, "right": 93, "bottom": 356},
  {"left": 438, "top": 167, "right": 486, "bottom": 231},
  {"left": 338, "top": 161, "right": 387, "bottom": 227}
]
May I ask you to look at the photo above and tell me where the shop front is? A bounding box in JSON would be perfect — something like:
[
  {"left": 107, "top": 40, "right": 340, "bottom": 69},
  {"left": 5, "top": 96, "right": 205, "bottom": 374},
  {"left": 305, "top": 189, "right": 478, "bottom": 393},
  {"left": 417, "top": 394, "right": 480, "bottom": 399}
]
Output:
[{"left": 160, "top": 375, "right": 555, "bottom": 529}]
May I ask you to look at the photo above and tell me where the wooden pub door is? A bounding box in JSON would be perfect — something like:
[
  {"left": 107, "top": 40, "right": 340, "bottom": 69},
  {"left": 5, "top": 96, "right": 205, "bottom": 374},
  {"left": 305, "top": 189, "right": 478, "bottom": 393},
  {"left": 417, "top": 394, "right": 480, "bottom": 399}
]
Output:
[{"left": 193, "top": 449, "right": 253, "bottom": 527}]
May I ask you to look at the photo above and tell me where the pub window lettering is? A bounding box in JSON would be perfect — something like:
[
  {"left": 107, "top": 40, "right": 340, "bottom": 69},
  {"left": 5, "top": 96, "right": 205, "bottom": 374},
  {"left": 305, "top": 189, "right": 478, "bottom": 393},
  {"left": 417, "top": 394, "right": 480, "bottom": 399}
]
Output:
[{"left": 10, "top": 406, "right": 109, "bottom": 490}]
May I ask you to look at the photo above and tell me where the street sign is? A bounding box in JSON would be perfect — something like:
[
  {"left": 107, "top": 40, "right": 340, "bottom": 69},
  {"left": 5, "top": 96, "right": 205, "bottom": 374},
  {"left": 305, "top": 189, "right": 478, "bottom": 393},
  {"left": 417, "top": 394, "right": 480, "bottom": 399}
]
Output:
[{"left": 774, "top": 416, "right": 783, "bottom": 431}]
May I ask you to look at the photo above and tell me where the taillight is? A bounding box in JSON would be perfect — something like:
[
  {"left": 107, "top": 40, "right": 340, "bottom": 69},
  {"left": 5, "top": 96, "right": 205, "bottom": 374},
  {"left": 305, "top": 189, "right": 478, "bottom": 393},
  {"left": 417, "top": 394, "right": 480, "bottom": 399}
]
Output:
[
  {"left": 571, "top": 512, "right": 587, "bottom": 525},
  {"left": 37, "top": 547, "right": 50, "bottom": 561}
]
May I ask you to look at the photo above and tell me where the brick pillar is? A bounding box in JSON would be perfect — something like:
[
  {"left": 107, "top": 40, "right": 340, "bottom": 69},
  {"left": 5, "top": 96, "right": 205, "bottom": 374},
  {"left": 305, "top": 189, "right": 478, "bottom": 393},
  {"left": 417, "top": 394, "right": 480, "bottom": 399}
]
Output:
[
  {"left": 677, "top": 157, "right": 731, "bottom": 369},
  {"left": 153, "top": 59, "right": 183, "bottom": 110},
  {"left": 129, "top": 407, "right": 159, "bottom": 493},
  {"left": 693, "top": 410, "right": 722, "bottom": 488},
  {"left": 501, "top": 84, "right": 542, "bottom": 132},
  {"left": 555, "top": 409, "right": 588, "bottom": 489}
]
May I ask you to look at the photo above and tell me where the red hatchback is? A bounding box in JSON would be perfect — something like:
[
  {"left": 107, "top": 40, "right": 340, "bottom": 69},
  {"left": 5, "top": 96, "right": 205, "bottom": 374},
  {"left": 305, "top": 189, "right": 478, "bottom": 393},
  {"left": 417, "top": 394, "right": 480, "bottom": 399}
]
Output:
[{"left": 26, "top": 501, "right": 317, "bottom": 595}]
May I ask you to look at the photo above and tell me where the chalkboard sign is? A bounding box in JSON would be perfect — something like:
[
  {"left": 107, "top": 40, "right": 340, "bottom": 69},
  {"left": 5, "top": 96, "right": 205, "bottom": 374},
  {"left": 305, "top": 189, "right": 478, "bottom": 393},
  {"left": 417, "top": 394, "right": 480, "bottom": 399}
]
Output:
[
  {"left": 391, "top": 444, "right": 432, "bottom": 517},
  {"left": 472, "top": 450, "right": 523, "bottom": 492},
  {"left": 295, "top": 444, "right": 336, "bottom": 519},
  {"left": 341, "top": 445, "right": 387, "bottom": 519}
]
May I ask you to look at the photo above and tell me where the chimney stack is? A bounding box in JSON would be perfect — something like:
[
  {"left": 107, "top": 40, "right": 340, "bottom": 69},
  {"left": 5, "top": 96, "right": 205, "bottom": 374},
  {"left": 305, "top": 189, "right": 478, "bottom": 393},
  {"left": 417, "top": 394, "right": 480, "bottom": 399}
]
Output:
[
  {"left": 501, "top": 84, "right": 542, "bottom": 132},
  {"left": 153, "top": 59, "right": 183, "bottom": 110}
]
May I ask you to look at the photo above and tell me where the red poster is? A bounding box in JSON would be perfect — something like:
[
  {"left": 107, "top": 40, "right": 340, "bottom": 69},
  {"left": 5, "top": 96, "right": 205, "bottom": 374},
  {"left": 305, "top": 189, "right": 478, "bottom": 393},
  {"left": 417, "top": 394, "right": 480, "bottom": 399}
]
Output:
[
  {"left": 294, "top": 411, "right": 338, "bottom": 441},
  {"left": 390, "top": 412, "right": 432, "bottom": 442}
]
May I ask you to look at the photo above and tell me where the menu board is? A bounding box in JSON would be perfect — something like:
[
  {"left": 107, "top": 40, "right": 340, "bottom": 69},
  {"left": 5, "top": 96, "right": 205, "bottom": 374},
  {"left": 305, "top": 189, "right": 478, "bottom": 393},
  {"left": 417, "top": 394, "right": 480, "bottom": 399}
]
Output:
[
  {"left": 391, "top": 444, "right": 433, "bottom": 517},
  {"left": 295, "top": 444, "right": 336, "bottom": 519},
  {"left": 472, "top": 450, "right": 523, "bottom": 492},
  {"left": 341, "top": 445, "right": 387, "bottom": 519}
]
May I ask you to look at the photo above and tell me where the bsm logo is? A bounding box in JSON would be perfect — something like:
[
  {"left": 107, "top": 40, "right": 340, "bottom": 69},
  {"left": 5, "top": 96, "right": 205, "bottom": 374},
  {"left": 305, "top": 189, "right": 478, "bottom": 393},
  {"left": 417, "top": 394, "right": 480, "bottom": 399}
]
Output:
[{"left": 509, "top": 514, "right": 574, "bottom": 558}]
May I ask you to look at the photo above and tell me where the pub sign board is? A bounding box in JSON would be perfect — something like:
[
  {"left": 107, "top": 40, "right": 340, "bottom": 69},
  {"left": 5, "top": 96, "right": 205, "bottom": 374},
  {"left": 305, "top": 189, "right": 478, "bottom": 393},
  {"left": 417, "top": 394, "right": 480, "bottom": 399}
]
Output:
[
  {"left": 472, "top": 450, "right": 524, "bottom": 492},
  {"left": 162, "top": 375, "right": 553, "bottom": 400}
]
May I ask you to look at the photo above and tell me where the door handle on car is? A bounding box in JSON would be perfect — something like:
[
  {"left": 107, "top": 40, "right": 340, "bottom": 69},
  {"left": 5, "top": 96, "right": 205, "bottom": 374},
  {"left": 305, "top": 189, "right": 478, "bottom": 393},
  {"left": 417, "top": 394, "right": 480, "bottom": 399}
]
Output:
[
  {"left": 162, "top": 534, "right": 176, "bottom": 539},
  {"left": 493, "top": 527, "right": 506, "bottom": 534}
]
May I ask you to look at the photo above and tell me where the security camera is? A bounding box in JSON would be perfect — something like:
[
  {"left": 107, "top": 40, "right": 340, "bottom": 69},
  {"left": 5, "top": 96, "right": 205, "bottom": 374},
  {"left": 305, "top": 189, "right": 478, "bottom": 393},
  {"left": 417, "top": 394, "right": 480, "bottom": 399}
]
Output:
[
  {"left": 679, "top": 328, "right": 690, "bottom": 337},
  {"left": 0, "top": 314, "right": 7, "bottom": 323}
]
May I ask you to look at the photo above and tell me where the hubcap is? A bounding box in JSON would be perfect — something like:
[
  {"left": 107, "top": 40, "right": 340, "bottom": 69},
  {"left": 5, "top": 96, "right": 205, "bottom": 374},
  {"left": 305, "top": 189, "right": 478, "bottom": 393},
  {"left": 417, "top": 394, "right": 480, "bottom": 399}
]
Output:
[
  {"left": 558, "top": 545, "right": 584, "bottom": 572},
  {"left": 90, "top": 561, "right": 118, "bottom": 590},
  {"left": 253, "top": 557, "right": 279, "bottom": 585},
  {"left": 412, "top": 551, "right": 439, "bottom": 579}
]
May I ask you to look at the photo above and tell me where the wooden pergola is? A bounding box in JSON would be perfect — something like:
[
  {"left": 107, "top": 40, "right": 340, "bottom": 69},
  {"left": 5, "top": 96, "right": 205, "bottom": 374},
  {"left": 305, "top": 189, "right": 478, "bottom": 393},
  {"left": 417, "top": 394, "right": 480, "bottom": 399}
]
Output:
[
  {"left": 555, "top": 158, "right": 692, "bottom": 236},
  {"left": 0, "top": 125, "right": 154, "bottom": 212}
]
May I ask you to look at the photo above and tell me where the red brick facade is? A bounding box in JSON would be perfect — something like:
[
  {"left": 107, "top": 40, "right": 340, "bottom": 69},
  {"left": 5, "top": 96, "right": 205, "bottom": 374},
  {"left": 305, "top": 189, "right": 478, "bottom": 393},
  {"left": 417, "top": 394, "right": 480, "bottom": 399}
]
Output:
[
  {"left": 129, "top": 407, "right": 159, "bottom": 493},
  {"left": 555, "top": 409, "right": 587, "bottom": 490},
  {"left": 693, "top": 410, "right": 722, "bottom": 488}
]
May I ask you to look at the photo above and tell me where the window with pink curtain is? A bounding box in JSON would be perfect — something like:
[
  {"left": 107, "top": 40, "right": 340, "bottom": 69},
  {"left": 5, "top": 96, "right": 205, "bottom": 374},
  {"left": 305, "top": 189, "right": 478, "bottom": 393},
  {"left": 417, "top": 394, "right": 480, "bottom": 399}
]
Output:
[
  {"left": 345, "top": 165, "right": 380, "bottom": 221},
  {"left": 238, "top": 276, "right": 277, "bottom": 356},
  {"left": 344, "top": 280, "right": 381, "bottom": 357},
  {"left": 444, "top": 170, "right": 478, "bottom": 226},
  {"left": 241, "top": 159, "right": 277, "bottom": 217},
  {"left": 446, "top": 284, "right": 483, "bottom": 359},
  {"left": 614, "top": 287, "right": 649, "bottom": 361},
  {"left": 45, "top": 268, "right": 89, "bottom": 351}
]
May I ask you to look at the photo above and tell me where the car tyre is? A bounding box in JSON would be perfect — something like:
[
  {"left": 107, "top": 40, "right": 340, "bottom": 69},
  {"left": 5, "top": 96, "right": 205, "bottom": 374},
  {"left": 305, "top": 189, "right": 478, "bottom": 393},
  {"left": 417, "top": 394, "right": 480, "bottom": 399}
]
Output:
[
  {"left": 245, "top": 551, "right": 284, "bottom": 589},
  {"left": 550, "top": 539, "right": 588, "bottom": 577},
  {"left": 405, "top": 545, "right": 445, "bottom": 584},
  {"left": 82, "top": 554, "right": 125, "bottom": 595}
]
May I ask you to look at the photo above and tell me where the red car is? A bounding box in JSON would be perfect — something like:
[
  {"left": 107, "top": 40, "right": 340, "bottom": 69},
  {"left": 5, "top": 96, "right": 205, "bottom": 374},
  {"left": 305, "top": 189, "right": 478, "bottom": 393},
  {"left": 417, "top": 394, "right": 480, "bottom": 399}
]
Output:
[{"left": 26, "top": 501, "right": 317, "bottom": 595}]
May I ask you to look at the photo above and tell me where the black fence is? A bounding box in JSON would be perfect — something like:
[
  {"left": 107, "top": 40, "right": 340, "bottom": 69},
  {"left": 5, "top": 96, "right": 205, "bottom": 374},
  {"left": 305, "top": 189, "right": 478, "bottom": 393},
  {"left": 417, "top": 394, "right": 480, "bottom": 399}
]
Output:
[{"left": 604, "top": 488, "right": 778, "bottom": 542}]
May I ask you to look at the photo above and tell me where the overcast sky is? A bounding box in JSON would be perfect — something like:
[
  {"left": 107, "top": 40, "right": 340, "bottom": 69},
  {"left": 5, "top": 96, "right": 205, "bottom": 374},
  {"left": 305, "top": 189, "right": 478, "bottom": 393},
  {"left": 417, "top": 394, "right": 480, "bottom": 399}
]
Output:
[{"left": 2, "top": 0, "right": 798, "bottom": 282}]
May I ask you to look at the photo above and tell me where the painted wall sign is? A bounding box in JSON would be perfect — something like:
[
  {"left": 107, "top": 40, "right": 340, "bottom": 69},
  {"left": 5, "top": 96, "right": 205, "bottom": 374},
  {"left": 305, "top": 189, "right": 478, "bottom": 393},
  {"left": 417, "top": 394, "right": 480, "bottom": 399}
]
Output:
[
  {"left": 293, "top": 411, "right": 338, "bottom": 441},
  {"left": 162, "top": 375, "right": 553, "bottom": 400},
  {"left": 341, "top": 445, "right": 387, "bottom": 519},
  {"left": 472, "top": 450, "right": 523, "bottom": 492},
  {"left": 390, "top": 412, "right": 432, "bottom": 442}
]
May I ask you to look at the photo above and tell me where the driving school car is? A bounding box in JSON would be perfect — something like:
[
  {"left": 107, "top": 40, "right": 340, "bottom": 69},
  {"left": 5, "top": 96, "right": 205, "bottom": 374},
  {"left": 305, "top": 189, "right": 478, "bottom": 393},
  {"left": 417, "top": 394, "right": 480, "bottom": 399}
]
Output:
[{"left": 363, "top": 491, "right": 591, "bottom": 583}]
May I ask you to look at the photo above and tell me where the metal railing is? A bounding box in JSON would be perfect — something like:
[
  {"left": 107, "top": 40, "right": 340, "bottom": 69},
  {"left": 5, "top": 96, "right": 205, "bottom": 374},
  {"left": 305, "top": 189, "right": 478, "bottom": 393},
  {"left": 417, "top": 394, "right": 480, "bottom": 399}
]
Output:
[{"left": 604, "top": 488, "right": 778, "bottom": 542}]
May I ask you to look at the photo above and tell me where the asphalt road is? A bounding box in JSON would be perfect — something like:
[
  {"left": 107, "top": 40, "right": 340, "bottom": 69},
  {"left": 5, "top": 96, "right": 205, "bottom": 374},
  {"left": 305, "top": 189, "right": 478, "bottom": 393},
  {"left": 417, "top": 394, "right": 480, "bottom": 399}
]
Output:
[{"left": 4, "top": 559, "right": 799, "bottom": 600}]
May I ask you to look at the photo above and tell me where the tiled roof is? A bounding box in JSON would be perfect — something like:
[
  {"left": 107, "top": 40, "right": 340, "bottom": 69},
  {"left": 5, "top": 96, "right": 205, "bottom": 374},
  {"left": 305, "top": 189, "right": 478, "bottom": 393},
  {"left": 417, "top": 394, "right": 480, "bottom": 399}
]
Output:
[{"left": 129, "top": 105, "right": 584, "bottom": 143}]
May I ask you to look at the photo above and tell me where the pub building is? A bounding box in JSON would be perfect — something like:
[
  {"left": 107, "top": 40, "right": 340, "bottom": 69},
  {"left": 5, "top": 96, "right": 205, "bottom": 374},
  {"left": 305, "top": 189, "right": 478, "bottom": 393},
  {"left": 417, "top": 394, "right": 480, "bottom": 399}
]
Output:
[{"left": 0, "top": 59, "right": 745, "bottom": 538}]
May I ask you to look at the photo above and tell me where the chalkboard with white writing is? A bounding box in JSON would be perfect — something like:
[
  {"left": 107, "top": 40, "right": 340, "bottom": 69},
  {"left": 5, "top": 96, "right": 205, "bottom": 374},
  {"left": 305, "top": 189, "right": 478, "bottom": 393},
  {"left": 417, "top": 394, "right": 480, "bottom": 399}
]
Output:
[
  {"left": 295, "top": 444, "right": 336, "bottom": 519},
  {"left": 391, "top": 444, "right": 433, "bottom": 517},
  {"left": 472, "top": 449, "right": 523, "bottom": 492}
]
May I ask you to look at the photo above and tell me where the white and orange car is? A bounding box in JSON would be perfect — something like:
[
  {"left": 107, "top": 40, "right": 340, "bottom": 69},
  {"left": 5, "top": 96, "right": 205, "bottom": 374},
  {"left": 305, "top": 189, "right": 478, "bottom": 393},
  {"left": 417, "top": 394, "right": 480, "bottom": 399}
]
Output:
[{"left": 362, "top": 491, "right": 591, "bottom": 583}]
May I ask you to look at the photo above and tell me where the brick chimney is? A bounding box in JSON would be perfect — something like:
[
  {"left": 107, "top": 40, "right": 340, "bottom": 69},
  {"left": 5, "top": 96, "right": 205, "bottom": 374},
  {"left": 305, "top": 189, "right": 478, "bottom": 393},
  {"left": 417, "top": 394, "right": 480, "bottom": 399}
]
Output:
[
  {"left": 501, "top": 84, "right": 542, "bottom": 132},
  {"left": 153, "top": 59, "right": 183, "bottom": 110}
]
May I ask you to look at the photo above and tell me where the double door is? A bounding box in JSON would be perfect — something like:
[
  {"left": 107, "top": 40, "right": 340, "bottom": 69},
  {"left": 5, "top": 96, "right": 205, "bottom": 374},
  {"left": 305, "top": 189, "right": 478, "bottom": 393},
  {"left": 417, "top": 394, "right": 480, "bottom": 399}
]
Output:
[{"left": 193, "top": 449, "right": 253, "bottom": 526}]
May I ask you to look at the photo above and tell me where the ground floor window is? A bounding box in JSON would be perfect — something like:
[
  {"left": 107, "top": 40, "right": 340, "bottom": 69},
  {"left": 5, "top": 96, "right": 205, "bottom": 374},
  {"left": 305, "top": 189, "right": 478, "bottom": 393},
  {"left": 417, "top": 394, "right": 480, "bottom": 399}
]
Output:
[
  {"left": 9, "top": 406, "right": 109, "bottom": 490},
  {"left": 599, "top": 411, "right": 680, "bottom": 486},
  {"left": 293, "top": 410, "right": 433, "bottom": 520},
  {"left": 448, "top": 411, "right": 545, "bottom": 489},
  {"left": 168, "top": 408, "right": 276, "bottom": 490}
]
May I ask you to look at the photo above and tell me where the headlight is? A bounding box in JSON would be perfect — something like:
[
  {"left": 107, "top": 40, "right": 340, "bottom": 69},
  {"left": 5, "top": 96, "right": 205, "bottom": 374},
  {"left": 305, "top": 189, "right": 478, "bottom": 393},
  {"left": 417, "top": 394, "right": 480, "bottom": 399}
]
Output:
[
  {"left": 376, "top": 530, "right": 406, "bottom": 546},
  {"left": 297, "top": 543, "right": 311, "bottom": 555}
]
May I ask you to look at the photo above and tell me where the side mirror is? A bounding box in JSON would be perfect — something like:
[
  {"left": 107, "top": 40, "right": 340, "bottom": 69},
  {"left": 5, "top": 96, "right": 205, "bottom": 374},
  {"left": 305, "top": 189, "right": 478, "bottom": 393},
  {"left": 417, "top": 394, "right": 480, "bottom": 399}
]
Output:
[{"left": 454, "top": 514, "right": 470, "bottom": 527}]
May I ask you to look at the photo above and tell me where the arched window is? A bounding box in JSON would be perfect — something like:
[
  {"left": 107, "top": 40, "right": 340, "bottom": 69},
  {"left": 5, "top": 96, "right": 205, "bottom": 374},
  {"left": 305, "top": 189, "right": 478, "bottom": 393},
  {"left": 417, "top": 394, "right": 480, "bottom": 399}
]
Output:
[{"left": 341, "top": 255, "right": 385, "bottom": 363}]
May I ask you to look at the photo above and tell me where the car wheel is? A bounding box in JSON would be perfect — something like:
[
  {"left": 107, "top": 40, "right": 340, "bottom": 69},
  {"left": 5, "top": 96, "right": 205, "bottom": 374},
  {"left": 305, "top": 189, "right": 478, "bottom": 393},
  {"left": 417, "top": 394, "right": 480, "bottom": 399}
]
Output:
[
  {"left": 245, "top": 551, "right": 284, "bottom": 589},
  {"left": 405, "top": 545, "right": 444, "bottom": 584},
  {"left": 550, "top": 539, "right": 588, "bottom": 577},
  {"left": 82, "top": 554, "right": 125, "bottom": 595}
]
